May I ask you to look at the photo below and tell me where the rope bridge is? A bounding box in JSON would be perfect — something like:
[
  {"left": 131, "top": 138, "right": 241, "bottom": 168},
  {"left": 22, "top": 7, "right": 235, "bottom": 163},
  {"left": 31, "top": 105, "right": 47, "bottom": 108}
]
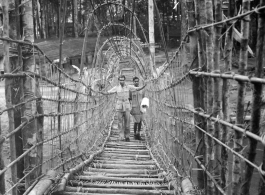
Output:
[{"left": 1, "top": 1, "right": 265, "bottom": 195}]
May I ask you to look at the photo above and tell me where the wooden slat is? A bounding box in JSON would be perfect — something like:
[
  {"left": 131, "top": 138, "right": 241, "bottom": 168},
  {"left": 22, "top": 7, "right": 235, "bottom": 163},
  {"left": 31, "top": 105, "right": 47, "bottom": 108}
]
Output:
[
  {"left": 92, "top": 159, "right": 156, "bottom": 165},
  {"left": 85, "top": 167, "right": 161, "bottom": 174},
  {"left": 69, "top": 180, "right": 170, "bottom": 189},
  {"left": 82, "top": 172, "right": 160, "bottom": 178},
  {"left": 74, "top": 175, "right": 165, "bottom": 182},
  {"left": 91, "top": 163, "right": 156, "bottom": 169},
  {"left": 65, "top": 186, "right": 175, "bottom": 195}
]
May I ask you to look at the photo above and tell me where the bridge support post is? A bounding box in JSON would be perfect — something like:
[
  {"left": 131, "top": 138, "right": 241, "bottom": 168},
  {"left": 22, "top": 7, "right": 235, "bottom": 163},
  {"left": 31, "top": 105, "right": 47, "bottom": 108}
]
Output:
[
  {"left": 148, "top": 0, "right": 156, "bottom": 77},
  {"left": 186, "top": 0, "right": 206, "bottom": 191},
  {"left": 20, "top": 0, "right": 44, "bottom": 190}
]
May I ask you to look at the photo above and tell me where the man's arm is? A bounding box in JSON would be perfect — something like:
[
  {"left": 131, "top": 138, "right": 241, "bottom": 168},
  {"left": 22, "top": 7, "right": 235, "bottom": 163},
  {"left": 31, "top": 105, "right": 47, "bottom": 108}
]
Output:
[
  {"left": 128, "top": 83, "right": 146, "bottom": 91},
  {"left": 98, "top": 86, "right": 117, "bottom": 95},
  {"left": 107, "top": 86, "right": 117, "bottom": 93}
]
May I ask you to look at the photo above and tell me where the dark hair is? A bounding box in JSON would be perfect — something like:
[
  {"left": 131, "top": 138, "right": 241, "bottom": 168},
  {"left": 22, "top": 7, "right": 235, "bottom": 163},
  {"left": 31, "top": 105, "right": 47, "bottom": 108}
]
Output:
[
  {"left": 133, "top": 76, "right": 139, "bottom": 81},
  {"left": 118, "top": 75, "right": 126, "bottom": 80}
]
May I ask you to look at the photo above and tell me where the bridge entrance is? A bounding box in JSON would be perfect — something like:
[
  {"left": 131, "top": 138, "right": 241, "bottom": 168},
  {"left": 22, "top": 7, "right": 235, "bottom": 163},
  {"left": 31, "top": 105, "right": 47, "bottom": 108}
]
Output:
[{"left": 1, "top": 1, "right": 265, "bottom": 195}]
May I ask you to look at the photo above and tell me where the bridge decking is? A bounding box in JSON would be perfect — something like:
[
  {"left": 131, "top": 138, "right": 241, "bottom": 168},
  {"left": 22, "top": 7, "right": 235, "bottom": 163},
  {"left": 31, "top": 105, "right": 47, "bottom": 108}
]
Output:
[{"left": 56, "top": 116, "right": 176, "bottom": 195}]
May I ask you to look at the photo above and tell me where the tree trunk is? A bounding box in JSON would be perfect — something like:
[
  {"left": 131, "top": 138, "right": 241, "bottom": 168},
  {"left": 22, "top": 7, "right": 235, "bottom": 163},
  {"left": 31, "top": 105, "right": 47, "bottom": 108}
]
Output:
[
  {"left": 242, "top": 0, "right": 265, "bottom": 195},
  {"left": 14, "top": 1, "right": 25, "bottom": 194},
  {"left": 166, "top": 1, "right": 170, "bottom": 44},
  {"left": 57, "top": 0, "right": 67, "bottom": 170},
  {"left": 21, "top": 0, "right": 43, "bottom": 188},
  {"left": 0, "top": 118, "right": 5, "bottom": 194},
  {"left": 79, "top": 0, "right": 82, "bottom": 24},
  {"left": 35, "top": 0, "right": 42, "bottom": 38},
  {"left": 32, "top": 0, "right": 37, "bottom": 39},
  {"left": 1, "top": 1, "right": 8, "bottom": 193},
  {"left": 73, "top": 0, "right": 78, "bottom": 37},
  {"left": 213, "top": 0, "right": 222, "bottom": 193},
  {"left": 40, "top": 0, "right": 46, "bottom": 38},
  {"left": 221, "top": 0, "right": 235, "bottom": 192},
  {"left": 258, "top": 5, "right": 265, "bottom": 194},
  {"left": 52, "top": 2, "right": 56, "bottom": 36},
  {"left": 232, "top": 1, "right": 250, "bottom": 195},
  {"left": 205, "top": 0, "right": 215, "bottom": 194},
  {"left": 194, "top": 0, "right": 206, "bottom": 190},
  {"left": 3, "top": 1, "right": 18, "bottom": 195},
  {"left": 148, "top": 0, "right": 156, "bottom": 77},
  {"left": 57, "top": 1, "right": 60, "bottom": 37},
  {"left": 45, "top": 0, "right": 49, "bottom": 37}
]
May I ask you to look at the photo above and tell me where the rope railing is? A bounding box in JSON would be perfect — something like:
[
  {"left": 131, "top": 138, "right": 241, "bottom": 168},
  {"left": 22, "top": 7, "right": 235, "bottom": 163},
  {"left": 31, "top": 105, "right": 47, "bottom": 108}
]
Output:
[
  {"left": 0, "top": 36, "right": 116, "bottom": 195},
  {"left": 1, "top": 1, "right": 265, "bottom": 195},
  {"left": 144, "top": 4, "right": 265, "bottom": 195}
]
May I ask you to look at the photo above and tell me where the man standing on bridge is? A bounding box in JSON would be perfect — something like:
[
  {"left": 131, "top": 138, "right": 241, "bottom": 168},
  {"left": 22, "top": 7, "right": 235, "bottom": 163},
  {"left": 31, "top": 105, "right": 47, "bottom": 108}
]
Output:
[
  {"left": 107, "top": 75, "right": 145, "bottom": 142},
  {"left": 129, "top": 76, "right": 146, "bottom": 140}
]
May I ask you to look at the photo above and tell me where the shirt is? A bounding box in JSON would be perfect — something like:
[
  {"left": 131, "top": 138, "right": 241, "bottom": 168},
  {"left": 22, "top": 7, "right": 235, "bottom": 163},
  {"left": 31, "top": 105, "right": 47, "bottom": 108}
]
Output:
[
  {"left": 108, "top": 84, "right": 143, "bottom": 111},
  {"left": 130, "top": 89, "right": 145, "bottom": 113}
]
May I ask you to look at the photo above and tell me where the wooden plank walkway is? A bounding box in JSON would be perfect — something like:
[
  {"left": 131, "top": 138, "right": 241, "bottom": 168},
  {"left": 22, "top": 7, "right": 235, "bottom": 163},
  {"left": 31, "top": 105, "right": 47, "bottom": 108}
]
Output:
[{"left": 58, "top": 116, "right": 176, "bottom": 195}]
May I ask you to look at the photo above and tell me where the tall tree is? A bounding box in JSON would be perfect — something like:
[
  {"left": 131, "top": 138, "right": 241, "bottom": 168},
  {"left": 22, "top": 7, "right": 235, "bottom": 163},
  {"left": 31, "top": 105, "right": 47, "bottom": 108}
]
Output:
[
  {"left": 213, "top": 0, "right": 222, "bottom": 193},
  {"left": 40, "top": 0, "right": 47, "bottom": 38},
  {"left": 232, "top": 0, "right": 250, "bottom": 195},
  {"left": 194, "top": 0, "right": 206, "bottom": 190},
  {"left": 21, "top": 0, "right": 44, "bottom": 188},
  {"left": 205, "top": 0, "right": 215, "bottom": 193},
  {"left": 14, "top": 0, "right": 25, "bottom": 194},
  {"left": 221, "top": 0, "right": 235, "bottom": 192},
  {"left": 246, "top": 0, "right": 265, "bottom": 194},
  {"left": 73, "top": 0, "right": 78, "bottom": 37},
  {"left": 1, "top": 1, "right": 8, "bottom": 193},
  {"left": 35, "top": 0, "right": 42, "bottom": 38}
]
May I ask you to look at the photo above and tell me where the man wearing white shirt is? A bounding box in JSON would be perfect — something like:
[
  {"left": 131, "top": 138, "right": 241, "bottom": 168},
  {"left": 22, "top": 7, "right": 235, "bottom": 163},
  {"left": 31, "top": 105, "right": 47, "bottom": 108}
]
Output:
[{"left": 108, "top": 75, "right": 145, "bottom": 142}]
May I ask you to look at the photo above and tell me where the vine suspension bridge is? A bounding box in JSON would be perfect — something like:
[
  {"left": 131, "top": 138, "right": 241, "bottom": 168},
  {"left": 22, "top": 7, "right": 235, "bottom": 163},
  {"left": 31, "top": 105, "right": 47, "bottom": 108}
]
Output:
[{"left": 1, "top": 1, "right": 265, "bottom": 195}]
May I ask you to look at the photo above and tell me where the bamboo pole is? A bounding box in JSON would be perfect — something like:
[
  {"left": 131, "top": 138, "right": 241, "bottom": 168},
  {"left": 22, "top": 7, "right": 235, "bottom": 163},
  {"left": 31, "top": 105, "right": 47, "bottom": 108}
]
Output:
[
  {"left": 28, "top": 170, "right": 57, "bottom": 195},
  {"left": 205, "top": 0, "right": 215, "bottom": 193},
  {"left": 60, "top": 193, "right": 141, "bottom": 195},
  {"left": 181, "top": 178, "right": 194, "bottom": 195},
  {"left": 148, "top": 0, "right": 156, "bottom": 77},
  {"left": 232, "top": 1, "right": 250, "bottom": 194},
  {"left": 14, "top": 1, "right": 25, "bottom": 193},
  {"left": 186, "top": 108, "right": 264, "bottom": 143},
  {"left": 0, "top": 1, "right": 5, "bottom": 193},
  {"left": 55, "top": 118, "right": 114, "bottom": 192},
  {"left": 3, "top": 1, "right": 17, "bottom": 194},
  {"left": 87, "top": 167, "right": 160, "bottom": 174},
  {"left": 197, "top": 0, "right": 207, "bottom": 190},
  {"left": 187, "top": 5, "right": 265, "bottom": 34},
  {"left": 0, "top": 118, "right": 4, "bottom": 194},
  {"left": 104, "top": 148, "right": 150, "bottom": 153},
  {"left": 57, "top": 0, "right": 67, "bottom": 171},
  {"left": 242, "top": 1, "right": 265, "bottom": 194},
  {"left": 213, "top": 0, "right": 222, "bottom": 193},
  {"left": 40, "top": 0, "right": 46, "bottom": 39},
  {"left": 258, "top": 11, "right": 265, "bottom": 195},
  {"left": 64, "top": 186, "right": 174, "bottom": 195},
  {"left": 102, "top": 150, "right": 150, "bottom": 155},
  {"left": 91, "top": 163, "right": 156, "bottom": 169},
  {"left": 21, "top": 0, "right": 44, "bottom": 188},
  {"left": 186, "top": 0, "right": 205, "bottom": 190},
  {"left": 73, "top": 13, "right": 90, "bottom": 153},
  {"left": 74, "top": 175, "right": 164, "bottom": 183},
  {"left": 69, "top": 180, "right": 170, "bottom": 189},
  {"left": 82, "top": 172, "right": 159, "bottom": 177},
  {"left": 221, "top": 0, "right": 235, "bottom": 191},
  {"left": 100, "top": 152, "right": 151, "bottom": 158}
]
